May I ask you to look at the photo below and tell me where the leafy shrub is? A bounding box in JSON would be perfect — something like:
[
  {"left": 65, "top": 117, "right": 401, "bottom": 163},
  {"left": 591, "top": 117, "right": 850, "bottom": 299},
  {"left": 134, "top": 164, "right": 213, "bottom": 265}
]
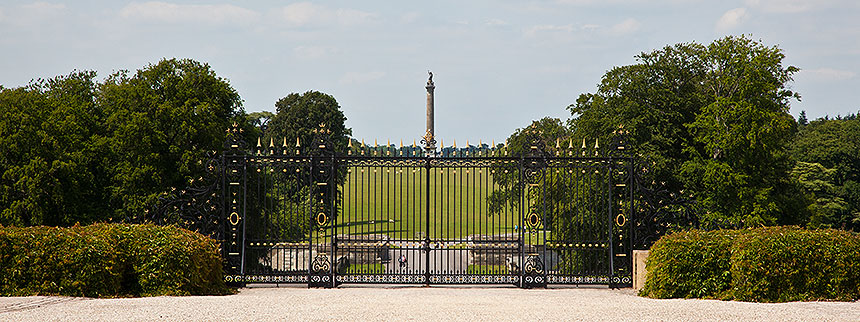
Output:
[
  {"left": 640, "top": 229, "right": 738, "bottom": 299},
  {"left": 640, "top": 227, "right": 860, "bottom": 302},
  {"left": 0, "top": 223, "right": 231, "bottom": 297},
  {"left": 731, "top": 227, "right": 860, "bottom": 302}
]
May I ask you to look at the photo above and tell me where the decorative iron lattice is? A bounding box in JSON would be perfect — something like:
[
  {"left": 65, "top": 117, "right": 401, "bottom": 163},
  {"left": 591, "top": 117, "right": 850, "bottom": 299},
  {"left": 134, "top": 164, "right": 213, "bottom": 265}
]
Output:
[{"left": 148, "top": 122, "right": 699, "bottom": 288}]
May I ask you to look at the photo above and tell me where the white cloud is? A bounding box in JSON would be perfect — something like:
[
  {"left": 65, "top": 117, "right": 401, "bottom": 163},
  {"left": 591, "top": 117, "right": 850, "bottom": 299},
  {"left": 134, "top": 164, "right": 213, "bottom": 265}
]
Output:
[
  {"left": 716, "top": 8, "right": 748, "bottom": 32},
  {"left": 119, "top": 2, "right": 259, "bottom": 24},
  {"left": 744, "top": 0, "right": 817, "bottom": 13},
  {"left": 485, "top": 18, "right": 508, "bottom": 26},
  {"left": 801, "top": 68, "right": 857, "bottom": 82},
  {"left": 339, "top": 71, "right": 386, "bottom": 85},
  {"left": 524, "top": 24, "right": 575, "bottom": 37},
  {"left": 276, "top": 2, "right": 377, "bottom": 27},
  {"left": 582, "top": 24, "right": 600, "bottom": 31},
  {"left": 608, "top": 18, "right": 640, "bottom": 35}
]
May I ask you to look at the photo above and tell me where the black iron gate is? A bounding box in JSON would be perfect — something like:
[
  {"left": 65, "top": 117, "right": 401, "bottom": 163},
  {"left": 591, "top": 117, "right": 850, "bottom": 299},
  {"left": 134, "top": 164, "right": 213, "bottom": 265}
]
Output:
[{"left": 168, "top": 124, "right": 637, "bottom": 288}]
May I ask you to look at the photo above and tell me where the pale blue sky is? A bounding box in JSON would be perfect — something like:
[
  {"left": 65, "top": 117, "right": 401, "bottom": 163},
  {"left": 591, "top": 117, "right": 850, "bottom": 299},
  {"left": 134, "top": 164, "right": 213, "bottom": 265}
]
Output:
[{"left": 1, "top": 1, "right": 858, "bottom": 143}]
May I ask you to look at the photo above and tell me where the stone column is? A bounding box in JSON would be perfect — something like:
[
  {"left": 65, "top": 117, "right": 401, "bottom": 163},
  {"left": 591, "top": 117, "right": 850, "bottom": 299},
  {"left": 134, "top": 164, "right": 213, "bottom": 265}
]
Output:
[{"left": 423, "top": 71, "right": 436, "bottom": 151}]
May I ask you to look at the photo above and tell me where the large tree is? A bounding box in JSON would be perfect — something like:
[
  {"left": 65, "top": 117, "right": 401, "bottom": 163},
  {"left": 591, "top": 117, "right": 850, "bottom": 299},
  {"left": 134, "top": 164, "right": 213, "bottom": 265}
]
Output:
[
  {"left": 265, "top": 91, "right": 351, "bottom": 155},
  {"left": 569, "top": 35, "right": 804, "bottom": 227},
  {"left": 99, "top": 58, "right": 245, "bottom": 222},
  {"left": 790, "top": 115, "right": 860, "bottom": 230},
  {"left": 0, "top": 72, "right": 109, "bottom": 226}
]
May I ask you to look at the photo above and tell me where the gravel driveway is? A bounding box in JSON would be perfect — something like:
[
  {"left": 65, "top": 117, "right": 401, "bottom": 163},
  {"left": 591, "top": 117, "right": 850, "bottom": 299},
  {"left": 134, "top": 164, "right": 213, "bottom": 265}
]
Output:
[{"left": 1, "top": 285, "right": 858, "bottom": 321}]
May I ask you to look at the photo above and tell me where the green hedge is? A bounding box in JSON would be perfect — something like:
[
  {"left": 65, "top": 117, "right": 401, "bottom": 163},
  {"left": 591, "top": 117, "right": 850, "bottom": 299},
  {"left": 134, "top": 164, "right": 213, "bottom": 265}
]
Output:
[
  {"left": 641, "top": 227, "right": 860, "bottom": 302},
  {"left": 0, "top": 224, "right": 231, "bottom": 297}
]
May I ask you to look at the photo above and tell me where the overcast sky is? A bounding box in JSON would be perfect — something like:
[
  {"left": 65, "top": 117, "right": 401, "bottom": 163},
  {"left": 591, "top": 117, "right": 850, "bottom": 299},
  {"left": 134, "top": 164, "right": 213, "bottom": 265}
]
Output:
[{"left": 1, "top": 1, "right": 858, "bottom": 144}]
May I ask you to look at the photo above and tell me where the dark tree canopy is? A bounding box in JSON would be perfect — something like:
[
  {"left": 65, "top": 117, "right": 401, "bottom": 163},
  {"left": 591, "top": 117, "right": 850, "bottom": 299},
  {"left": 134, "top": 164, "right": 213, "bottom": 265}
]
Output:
[
  {"left": 266, "top": 91, "right": 352, "bottom": 155},
  {"left": 99, "top": 58, "right": 245, "bottom": 221},
  {"left": 0, "top": 58, "right": 246, "bottom": 226},
  {"left": 790, "top": 115, "right": 860, "bottom": 230},
  {"left": 0, "top": 71, "right": 108, "bottom": 226},
  {"left": 568, "top": 35, "right": 803, "bottom": 227}
]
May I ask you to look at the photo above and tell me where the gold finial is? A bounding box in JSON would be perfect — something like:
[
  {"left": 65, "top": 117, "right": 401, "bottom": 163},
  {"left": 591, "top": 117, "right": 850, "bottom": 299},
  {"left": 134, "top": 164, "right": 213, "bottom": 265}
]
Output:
[
  {"left": 492, "top": 139, "right": 495, "bottom": 148},
  {"left": 555, "top": 138, "right": 560, "bottom": 149},
  {"left": 374, "top": 138, "right": 378, "bottom": 147},
  {"left": 361, "top": 139, "right": 366, "bottom": 148},
  {"left": 440, "top": 139, "right": 444, "bottom": 148},
  {"left": 453, "top": 139, "right": 457, "bottom": 149},
  {"left": 348, "top": 140, "right": 353, "bottom": 148},
  {"left": 387, "top": 139, "right": 391, "bottom": 147},
  {"left": 466, "top": 139, "right": 470, "bottom": 147},
  {"left": 568, "top": 138, "right": 574, "bottom": 149},
  {"left": 282, "top": 137, "right": 287, "bottom": 148},
  {"left": 400, "top": 139, "right": 403, "bottom": 148},
  {"left": 295, "top": 137, "right": 301, "bottom": 148},
  {"left": 581, "top": 138, "right": 587, "bottom": 149},
  {"left": 269, "top": 137, "right": 275, "bottom": 148},
  {"left": 256, "top": 137, "right": 262, "bottom": 148},
  {"left": 594, "top": 138, "right": 600, "bottom": 149},
  {"left": 412, "top": 139, "right": 417, "bottom": 148}
]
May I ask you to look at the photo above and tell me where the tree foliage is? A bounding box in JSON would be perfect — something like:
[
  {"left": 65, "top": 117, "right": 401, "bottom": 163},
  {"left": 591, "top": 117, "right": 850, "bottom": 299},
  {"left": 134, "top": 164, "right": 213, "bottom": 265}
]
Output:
[
  {"left": 0, "top": 71, "right": 109, "bottom": 226},
  {"left": 569, "top": 35, "right": 803, "bottom": 227},
  {"left": 266, "top": 91, "right": 352, "bottom": 155},
  {"left": 99, "top": 58, "right": 244, "bottom": 221},
  {"left": 0, "top": 59, "right": 245, "bottom": 226},
  {"left": 791, "top": 115, "right": 860, "bottom": 230}
]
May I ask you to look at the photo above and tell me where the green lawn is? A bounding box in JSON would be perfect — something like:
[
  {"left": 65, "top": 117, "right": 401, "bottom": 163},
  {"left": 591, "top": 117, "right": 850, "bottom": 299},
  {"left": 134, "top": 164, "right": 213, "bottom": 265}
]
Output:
[
  {"left": 337, "top": 165, "right": 528, "bottom": 239},
  {"left": 345, "top": 263, "right": 385, "bottom": 274},
  {"left": 466, "top": 264, "right": 510, "bottom": 275}
]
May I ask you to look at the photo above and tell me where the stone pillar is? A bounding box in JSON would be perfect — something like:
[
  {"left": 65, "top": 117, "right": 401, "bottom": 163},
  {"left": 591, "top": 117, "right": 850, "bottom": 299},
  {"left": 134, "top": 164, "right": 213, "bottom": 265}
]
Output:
[
  {"left": 633, "top": 250, "right": 650, "bottom": 290},
  {"left": 423, "top": 71, "right": 436, "bottom": 151}
]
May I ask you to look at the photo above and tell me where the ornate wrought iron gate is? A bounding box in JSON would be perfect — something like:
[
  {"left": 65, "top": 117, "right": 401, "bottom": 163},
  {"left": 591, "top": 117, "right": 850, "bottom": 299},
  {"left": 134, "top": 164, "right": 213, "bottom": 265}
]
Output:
[{"left": 178, "top": 124, "right": 636, "bottom": 288}]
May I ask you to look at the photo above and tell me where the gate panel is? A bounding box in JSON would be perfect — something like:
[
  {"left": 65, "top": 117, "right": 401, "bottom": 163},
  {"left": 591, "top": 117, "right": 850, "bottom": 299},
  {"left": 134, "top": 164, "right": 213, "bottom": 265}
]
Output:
[
  {"left": 233, "top": 154, "right": 313, "bottom": 284},
  {"left": 542, "top": 158, "right": 613, "bottom": 285},
  {"left": 209, "top": 124, "right": 636, "bottom": 287},
  {"left": 335, "top": 156, "right": 428, "bottom": 284},
  {"left": 427, "top": 158, "right": 522, "bottom": 285}
]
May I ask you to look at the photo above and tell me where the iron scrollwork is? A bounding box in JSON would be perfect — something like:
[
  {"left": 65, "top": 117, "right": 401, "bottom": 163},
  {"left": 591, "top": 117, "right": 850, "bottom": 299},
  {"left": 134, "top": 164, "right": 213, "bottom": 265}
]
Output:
[{"left": 522, "top": 254, "right": 546, "bottom": 288}]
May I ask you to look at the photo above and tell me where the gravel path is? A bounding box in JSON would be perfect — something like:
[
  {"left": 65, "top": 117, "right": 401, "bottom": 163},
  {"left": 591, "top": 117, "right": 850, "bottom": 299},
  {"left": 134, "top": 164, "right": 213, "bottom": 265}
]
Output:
[{"left": 1, "top": 285, "right": 858, "bottom": 321}]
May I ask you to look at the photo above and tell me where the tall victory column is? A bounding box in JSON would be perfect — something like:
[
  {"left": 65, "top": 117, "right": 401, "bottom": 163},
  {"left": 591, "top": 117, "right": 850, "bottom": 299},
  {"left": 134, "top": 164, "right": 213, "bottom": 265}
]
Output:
[{"left": 422, "top": 71, "right": 437, "bottom": 152}]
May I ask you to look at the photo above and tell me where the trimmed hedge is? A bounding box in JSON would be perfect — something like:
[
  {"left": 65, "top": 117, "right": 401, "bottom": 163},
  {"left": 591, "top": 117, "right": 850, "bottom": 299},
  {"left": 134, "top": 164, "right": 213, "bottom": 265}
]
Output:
[
  {"left": 641, "top": 227, "right": 860, "bottom": 302},
  {"left": 0, "top": 223, "right": 231, "bottom": 297}
]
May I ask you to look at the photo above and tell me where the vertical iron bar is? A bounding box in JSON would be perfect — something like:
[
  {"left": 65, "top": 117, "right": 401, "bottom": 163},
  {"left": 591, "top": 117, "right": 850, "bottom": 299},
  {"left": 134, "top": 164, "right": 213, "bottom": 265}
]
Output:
[
  {"left": 607, "top": 158, "right": 615, "bottom": 288},
  {"left": 518, "top": 158, "right": 525, "bottom": 288},
  {"left": 424, "top": 156, "right": 431, "bottom": 285},
  {"left": 240, "top": 155, "right": 248, "bottom": 276}
]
